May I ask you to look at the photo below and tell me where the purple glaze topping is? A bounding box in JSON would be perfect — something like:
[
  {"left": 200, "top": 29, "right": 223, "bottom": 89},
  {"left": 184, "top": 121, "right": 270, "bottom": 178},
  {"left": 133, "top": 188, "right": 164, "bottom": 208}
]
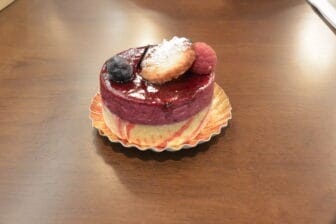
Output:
[{"left": 100, "top": 47, "right": 214, "bottom": 125}]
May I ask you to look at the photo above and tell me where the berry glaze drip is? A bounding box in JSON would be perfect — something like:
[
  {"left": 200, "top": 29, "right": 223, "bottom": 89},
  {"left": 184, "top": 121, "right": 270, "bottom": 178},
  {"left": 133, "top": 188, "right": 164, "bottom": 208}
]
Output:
[{"left": 100, "top": 46, "right": 214, "bottom": 125}]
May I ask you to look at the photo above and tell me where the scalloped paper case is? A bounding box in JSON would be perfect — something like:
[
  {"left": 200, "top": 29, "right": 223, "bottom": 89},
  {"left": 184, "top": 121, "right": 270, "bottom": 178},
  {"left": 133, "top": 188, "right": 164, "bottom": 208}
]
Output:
[{"left": 90, "top": 83, "right": 232, "bottom": 152}]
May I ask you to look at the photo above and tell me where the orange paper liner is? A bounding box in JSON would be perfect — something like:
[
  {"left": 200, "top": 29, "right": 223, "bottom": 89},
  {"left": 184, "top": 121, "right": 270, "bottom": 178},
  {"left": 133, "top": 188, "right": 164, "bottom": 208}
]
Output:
[{"left": 89, "top": 83, "right": 232, "bottom": 152}]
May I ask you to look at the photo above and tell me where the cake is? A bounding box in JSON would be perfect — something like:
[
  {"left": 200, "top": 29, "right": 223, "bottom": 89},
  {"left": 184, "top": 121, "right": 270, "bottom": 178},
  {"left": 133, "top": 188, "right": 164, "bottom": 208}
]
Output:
[{"left": 100, "top": 37, "right": 217, "bottom": 148}]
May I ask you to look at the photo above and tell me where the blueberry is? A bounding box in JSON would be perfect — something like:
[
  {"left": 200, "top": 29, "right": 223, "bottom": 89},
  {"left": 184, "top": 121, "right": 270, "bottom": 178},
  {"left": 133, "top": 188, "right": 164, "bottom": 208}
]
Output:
[{"left": 106, "top": 55, "right": 133, "bottom": 83}]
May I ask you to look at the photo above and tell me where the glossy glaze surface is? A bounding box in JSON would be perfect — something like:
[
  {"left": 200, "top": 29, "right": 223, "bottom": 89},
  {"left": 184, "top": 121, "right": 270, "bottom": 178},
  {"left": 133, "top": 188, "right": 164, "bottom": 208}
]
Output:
[{"left": 100, "top": 47, "right": 214, "bottom": 125}]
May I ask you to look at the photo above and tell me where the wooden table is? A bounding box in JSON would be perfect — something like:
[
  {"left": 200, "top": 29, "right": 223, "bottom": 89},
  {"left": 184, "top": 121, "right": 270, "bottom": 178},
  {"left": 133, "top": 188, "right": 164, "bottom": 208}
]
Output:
[{"left": 1, "top": 0, "right": 336, "bottom": 223}]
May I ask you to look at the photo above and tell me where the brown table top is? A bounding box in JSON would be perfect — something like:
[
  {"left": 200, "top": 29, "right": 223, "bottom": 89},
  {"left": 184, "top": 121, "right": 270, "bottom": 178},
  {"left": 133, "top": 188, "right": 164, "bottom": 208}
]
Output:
[{"left": 1, "top": 0, "right": 336, "bottom": 223}]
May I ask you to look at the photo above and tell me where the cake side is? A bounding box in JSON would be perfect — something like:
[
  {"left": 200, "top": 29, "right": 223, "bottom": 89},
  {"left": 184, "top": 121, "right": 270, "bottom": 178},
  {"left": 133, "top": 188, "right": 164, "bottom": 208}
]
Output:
[{"left": 102, "top": 103, "right": 211, "bottom": 148}]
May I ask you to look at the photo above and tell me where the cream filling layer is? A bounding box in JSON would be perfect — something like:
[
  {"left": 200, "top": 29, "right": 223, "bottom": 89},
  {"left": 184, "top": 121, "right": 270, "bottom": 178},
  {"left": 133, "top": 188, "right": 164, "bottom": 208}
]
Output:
[{"left": 102, "top": 103, "right": 211, "bottom": 148}]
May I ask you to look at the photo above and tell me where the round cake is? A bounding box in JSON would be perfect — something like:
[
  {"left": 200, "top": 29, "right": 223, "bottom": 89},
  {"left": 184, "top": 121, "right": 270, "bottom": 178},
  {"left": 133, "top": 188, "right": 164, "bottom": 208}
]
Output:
[{"left": 100, "top": 37, "right": 217, "bottom": 148}]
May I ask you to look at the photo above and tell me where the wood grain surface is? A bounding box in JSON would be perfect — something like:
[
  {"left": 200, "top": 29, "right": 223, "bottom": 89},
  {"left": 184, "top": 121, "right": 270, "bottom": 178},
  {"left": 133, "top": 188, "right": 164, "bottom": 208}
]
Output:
[{"left": 1, "top": 0, "right": 336, "bottom": 223}]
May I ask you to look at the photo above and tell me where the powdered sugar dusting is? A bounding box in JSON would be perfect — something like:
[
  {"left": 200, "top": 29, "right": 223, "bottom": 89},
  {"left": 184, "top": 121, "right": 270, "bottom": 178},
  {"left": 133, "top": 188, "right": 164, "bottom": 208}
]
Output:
[{"left": 141, "top": 37, "right": 192, "bottom": 68}]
